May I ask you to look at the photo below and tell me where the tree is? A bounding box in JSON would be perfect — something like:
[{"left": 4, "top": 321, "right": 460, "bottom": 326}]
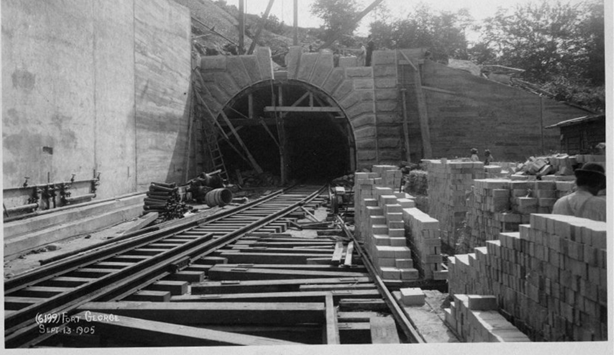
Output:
[
  {"left": 369, "top": 4, "right": 472, "bottom": 61},
  {"left": 310, "top": 0, "right": 360, "bottom": 42},
  {"left": 472, "top": 0, "right": 605, "bottom": 111}
]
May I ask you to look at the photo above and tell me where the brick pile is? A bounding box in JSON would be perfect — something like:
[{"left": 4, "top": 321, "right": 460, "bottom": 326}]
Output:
[
  {"left": 448, "top": 214, "right": 607, "bottom": 341},
  {"left": 444, "top": 294, "right": 531, "bottom": 342},
  {"left": 424, "top": 159, "right": 486, "bottom": 247},
  {"left": 354, "top": 166, "right": 420, "bottom": 282},
  {"left": 402, "top": 207, "right": 447, "bottom": 280},
  {"left": 465, "top": 177, "right": 587, "bottom": 248}
]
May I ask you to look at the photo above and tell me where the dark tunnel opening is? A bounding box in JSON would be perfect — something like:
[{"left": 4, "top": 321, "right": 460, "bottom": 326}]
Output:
[{"left": 217, "top": 81, "right": 355, "bottom": 184}]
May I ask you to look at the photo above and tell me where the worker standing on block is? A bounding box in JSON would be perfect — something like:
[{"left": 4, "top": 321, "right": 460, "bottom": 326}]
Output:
[
  {"left": 366, "top": 35, "right": 375, "bottom": 66},
  {"left": 357, "top": 42, "right": 366, "bottom": 66},
  {"left": 470, "top": 148, "right": 480, "bottom": 162},
  {"left": 483, "top": 149, "right": 494, "bottom": 166},
  {"left": 552, "top": 163, "right": 606, "bottom": 221}
]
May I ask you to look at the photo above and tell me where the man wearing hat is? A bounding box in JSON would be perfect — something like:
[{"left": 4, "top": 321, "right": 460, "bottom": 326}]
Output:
[{"left": 552, "top": 163, "right": 606, "bottom": 222}]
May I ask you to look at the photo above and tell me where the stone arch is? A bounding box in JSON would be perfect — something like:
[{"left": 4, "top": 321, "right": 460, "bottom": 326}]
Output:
[{"left": 197, "top": 47, "right": 380, "bottom": 170}]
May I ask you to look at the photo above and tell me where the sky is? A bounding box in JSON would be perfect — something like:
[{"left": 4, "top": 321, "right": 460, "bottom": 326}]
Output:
[{"left": 227, "top": 0, "right": 596, "bottom": 39}]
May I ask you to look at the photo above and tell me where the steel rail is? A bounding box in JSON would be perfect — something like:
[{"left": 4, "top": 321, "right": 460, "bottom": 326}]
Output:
[
  {"left": 335, "top": 215, "right": 426, "bottom": 343},
  {"left": 5, "top": 186, "right": 326, "bottom": 348}
]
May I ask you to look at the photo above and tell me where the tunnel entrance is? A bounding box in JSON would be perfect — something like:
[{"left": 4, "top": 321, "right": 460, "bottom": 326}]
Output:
[{"left": 216, "top": 80, "right": 355, "bottom": 184}]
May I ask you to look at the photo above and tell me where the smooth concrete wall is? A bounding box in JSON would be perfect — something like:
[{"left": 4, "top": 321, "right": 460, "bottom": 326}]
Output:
[
  {"left": 2, "top": 0, "right": 191, "bottom": 199},
  {"left": 420, "top": 60, "right": 590, "bottom": 162}
]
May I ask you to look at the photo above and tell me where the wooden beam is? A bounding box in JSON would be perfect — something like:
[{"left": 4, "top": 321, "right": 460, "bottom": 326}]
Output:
[
  {"left": 325, "top": 293, "right": 340, "bottom": 344},
  {"left": 217, "top": 251, "right": 340, "bottom": 264},
  {"left": 293, "top": 0, "right": 298, "bottom": 45},
  {"left": 172, "top": 289, "right": 379, "bottom": 303},
  {"left": 79, "top": 302, "right": 325, "bottom": 325},
  {"left": 191, "top": 276, "right": 372, "bottom": 294},
  {"left": 72, "top": 311, "right": 299, "bottom": 346},
  {"left": 238, "top": 0, "right": 245, "bottom": 54},
  {"left": 207, "top": 266, "right": 369, "bottom": 281},
  {"left": 219, "top": 110, "right": 263, "bottom": 173},
  {"left": 331, "top": 242, "right": 344, "bottom": 265},
  {"left": 344, "top": 241, "right": 354, "bottom": 267},
  {"left": 339, "top": 299, "right": 389, "bottom": 312},
  {"left": 264, "top": 106, "right": 343, "bottom": 113},
  {"left": 400, "top": 51, "right": 432, "bottom": 158},
  {"left": 370, "top": 316, "right": 401, "bottom": 344},
  {"left": 247, "top": 0, "right": 275, "bottom": 55}
]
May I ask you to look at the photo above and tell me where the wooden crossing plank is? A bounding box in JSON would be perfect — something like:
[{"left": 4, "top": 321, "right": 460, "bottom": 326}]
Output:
[
  {"left": 217, "top": 251, "right": 334, "bottom": 264},
  {"left": 191, "top": 277, "right": 372, "bottom": 294},
  {"left": 331, "top": 242, "right": 344, "bottom": 265},
  {"left": 78, "top": 302, "right": 325, "bottom": 325},
  {"left": 370, "top": 316, "right": 401, "bottom": 344},
  {"left": 214, "top": 264, "right": 367, "bottom": 272},
  {"left": 166, "top": 271, "right": 204, "bottom": 283},
  {"left": 145, "top": 280, "right": 188, "bottom": 295},
  {"left": 299, "top": 283, "right": 377, "bottom": 291},
  {"left": 11, "top": 286, "right": 73, "bottom": 298},
  {"left": 325, "top": 293, "right": 340, "bottom": 344},
  {"left": 4, "top": 297, "right": 42, "bottom": 310},
  {"left": 207, "top": 266, "right": 369, "bottom": 281},
  {"left": 38, "top": 276, "right": 94, "bottom": 288},
  {"left": 227, "top": 246, "right": 333, "bottom": 254},
  {"left": 344, "top": 242, "right": 355, "bottom": 266},
  {"left": 124, "top": 290, "right": 170, "bottom": 302},
  {"left": 337, "top": 312, "right": 380, "bottom": 322},
  {"left": 338, "top": 299, "right": 388, "bottom": 312},
  {"left": 171, "top": 289, "right": 380, "bottom": 303},
  {"left": 73, "top": 311, "right": 299, "bottom": 346}
]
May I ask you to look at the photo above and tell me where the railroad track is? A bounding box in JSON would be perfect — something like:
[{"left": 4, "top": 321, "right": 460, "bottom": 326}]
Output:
[{"left": 4, "top": 185, "right": 422, "bottom": 348}]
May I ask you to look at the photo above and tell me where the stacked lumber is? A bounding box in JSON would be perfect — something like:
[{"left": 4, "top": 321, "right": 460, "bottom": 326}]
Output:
[
  {"left": 424, "top": 159, "right": 486, "bottom": 247},
  {"left": 444, "top": 294, "right": 530, "bottom": 342},
  {"left": 402, "top": 207, "right": 447, "bottom": 280},
  {"left": 448, "top": 214, "right": 607, "bottom": 341},
  {"left": 144, "top": 182, "right": 189, "bottom": 221}
]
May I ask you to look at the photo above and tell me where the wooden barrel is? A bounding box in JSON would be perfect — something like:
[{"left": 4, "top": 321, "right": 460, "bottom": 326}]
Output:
[{"left": 204, "top": 188, "right": 233, "bottom": 207}]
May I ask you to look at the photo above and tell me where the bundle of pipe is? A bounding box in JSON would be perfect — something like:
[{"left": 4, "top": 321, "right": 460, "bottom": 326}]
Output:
[{"left": 144, "top": 182, "right": 190, "bottom": 221}]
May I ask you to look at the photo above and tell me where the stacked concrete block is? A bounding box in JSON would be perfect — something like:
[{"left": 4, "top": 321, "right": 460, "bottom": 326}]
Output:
[
  {"left": 449, "top": 214, "right": 607, "bottom": 341},
  {"left": 402, "top": 207, "right": 447, "bottom": 280},
  {"left": 400, "top": 287, "right": 426, "bottom": 306},
  {"left": 353, "top": 167, "right": 420, "bottom": 281},
  {"left": 445, "top": 294, "right": 531, "bottom": 342},
  {"left": 424, "top": 159, "right": 486, "bottom": 247}
]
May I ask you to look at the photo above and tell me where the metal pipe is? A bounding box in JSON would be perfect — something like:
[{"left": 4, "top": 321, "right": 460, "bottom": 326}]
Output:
[
  {"left": 62, "top": 194, "right": 96, "bottom": 204},
  {"left": 3, "top": 178, "right": 99, "bottom": 192},
  {"left": 6, "top": 203, "right": 39, "bottom": 214}
]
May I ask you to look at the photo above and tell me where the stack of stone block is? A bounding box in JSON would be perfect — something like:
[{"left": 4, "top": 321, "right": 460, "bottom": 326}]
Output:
[
  {"left": 353, "top": 166, "right": 421, "bottom": 281},
  {"left": 424, "top": 159, "right": 486, "bottom": 247},
  {"left": 444, "top": 294, "right": 531, "bottom": 342},
  {"left": 402, "top": 207, "right": 447, "bottom": 280},
  {"left": 449, "top": 214, "right": 607, "bottom": 341}
]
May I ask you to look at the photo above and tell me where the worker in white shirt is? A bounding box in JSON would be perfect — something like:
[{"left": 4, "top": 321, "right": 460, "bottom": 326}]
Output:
[{"left": 552, "top": 163, "right": 606, "bottom": 222}]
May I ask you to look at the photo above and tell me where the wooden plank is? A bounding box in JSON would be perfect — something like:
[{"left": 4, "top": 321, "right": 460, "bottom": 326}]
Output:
[
  {"left": 338, "top": 299, "right": 388, "bottom": 312},
  {"left": 165, "top": 271, "right": 204, "bottom": 283},
  {"left": 171, "top": 289, "right": 380, "bottom": 303},
  {"left": 344, "top": 241, "right": 354, "bottom": 266},
  {"left": 264, "top": 106, "right": 343, "bottom": 113},
  {"left": 370, "top": 316, "right": 401, "bottom": 344},
  {"left": 119, "top": 212, "right": 159, "bottom": 236},
  {"left": 12, "top": 286, "right": 72, "bottom": 298},
  {"left": 331, "top": 242, "right": 344, "bottom": 265},
  {"left": 191, "top": 277, "right": 372, "bottom": 294},
  {"left": 401, "top": 51, "right": 433, "bottom": 158},
  {"left": 124, "top": 290, "right": 170, "bottom": 302},
  {"left": 325, "top": 293, "right": 340, "bottom": 344},
  {"left": 78, "top": 302, "right": 325, "bottom": 325},
  {"left": 214, "top": 263, "right": 367, "bottom": 272},
  {"left": 145, "top": 280, "right": 188, "bottom": 296},
  {"left": 72, "top": 311, "right": 299, "bottom": 346},
  {"left": 227, "top": 246, "right": 333, "bottom": 254},
  {"left": 4, "top": 297, "right": 41, "bottom": 310},
  {"left": 299, "top": 283, "right": 376, "bottom": 292},
  {"left": 218, "top": 251, "right": 335, "bottom": 264},
  {"left": 337, "top": 312, "right": 380, "bottom": 322},
  {"left": 219, "top": 110, "right": 263, "bottom": 173},
  {"left": 208, "top": 266, "right": 369, "bottom": 281},
  {"left": 38, "top": 276, "right": 94, "bottom": 288}
]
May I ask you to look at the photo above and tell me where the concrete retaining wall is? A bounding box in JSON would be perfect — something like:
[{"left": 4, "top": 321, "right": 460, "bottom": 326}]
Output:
[{"left": 2, "top": 0, "right": 191, "bottom": 198}]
